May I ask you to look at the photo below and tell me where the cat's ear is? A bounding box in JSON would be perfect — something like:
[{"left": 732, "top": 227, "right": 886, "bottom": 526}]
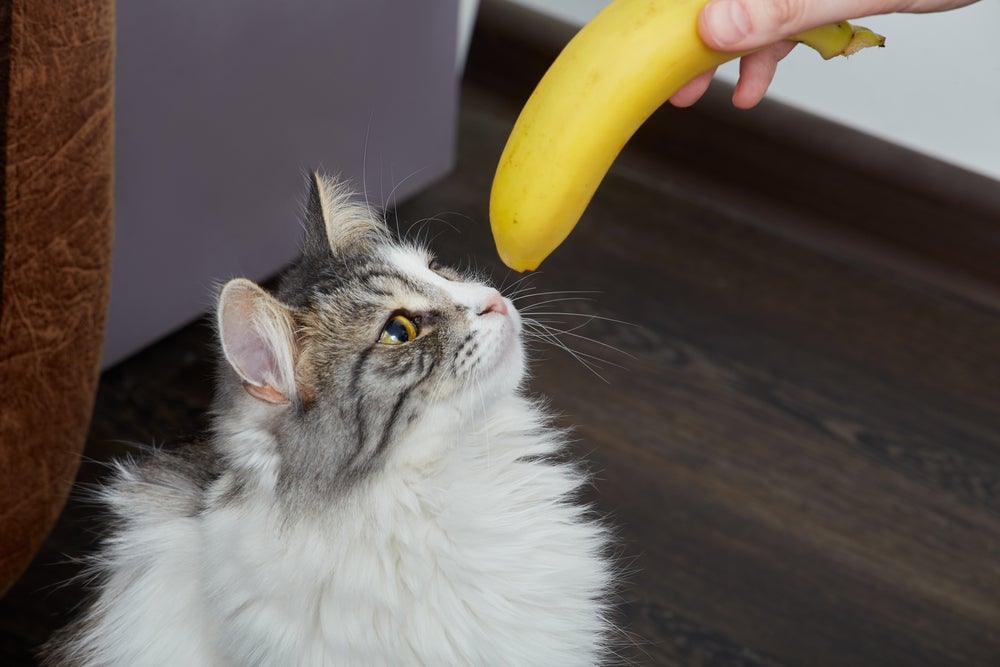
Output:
[
  {"left": 217, "top": 278, "right": 298, "bottom": 405},
  {"left": 302, "top": 171, "right": 381, "bottom": 257}
]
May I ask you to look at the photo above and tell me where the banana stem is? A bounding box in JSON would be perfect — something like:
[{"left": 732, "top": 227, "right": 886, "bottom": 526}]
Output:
[{"left": 794, "top": 22, "right": 886, "bottom": 60}]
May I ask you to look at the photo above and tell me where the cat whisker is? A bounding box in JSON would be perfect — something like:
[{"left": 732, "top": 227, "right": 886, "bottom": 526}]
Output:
[
  {"left": 515, "top": 289, "right": 600, "bottom": 297},
  {"left": 406, "top": 213, "right": 462, "bottom": 249},
  {"left": 524, "top": 318, "right": 599, "bottom": 338},
  {"left": 383, "top": 165, "right": 431, "bottom": 236},
  {"left": 522, "top": 320, "right": 619, "bottom": 383},
  {"left": 504, "top": 286, "right": 540, "bottom": 303},
  {"left": 535, "top": 324, "right": 634, "bottom": 360},
  {"left": 527, "top": 335, "right": 611, "bottom": 383},
  {"left": 361, "top": 113, "right": 378, "bottom": 230},
  {"left": 516, "top": 310, "right": 637, "bottom": 328},
  {"left": 523, "top": 314, "right": 632, "bottom": 360},
  {"left": 524, "top": 333, "right": 627, "bottom": 371},
  {"left": 523, "top": 314, "right": 610, "bottom": 334},
  {"left": 503, "top": 280, "right": 598, "bottom": 302},
  {"left": 511, "top": 289, "right": 602, "bottom": 303},
  {"left": 517, "top": 297, "right": 602, "bottom": 313},
  {"left": 498, "top": 271, "right": 538, "bottom": 298},
  {"left": 411, "top": 217, "right": 435, "bottom": 248}
]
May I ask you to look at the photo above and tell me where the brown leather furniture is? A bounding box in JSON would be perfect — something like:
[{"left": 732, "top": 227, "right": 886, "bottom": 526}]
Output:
[{"left": 0, "top": 0, "right": 114, "bottom": 595}]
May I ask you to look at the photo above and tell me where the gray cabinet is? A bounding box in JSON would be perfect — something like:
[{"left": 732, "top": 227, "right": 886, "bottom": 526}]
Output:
[{"left": 105, "top": 0, "right": 460, "bottom": 366}]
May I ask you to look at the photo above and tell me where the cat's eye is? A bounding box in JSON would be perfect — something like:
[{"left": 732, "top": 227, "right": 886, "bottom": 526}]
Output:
[{"left": 379, "top": 314, "right": 418, "bottom": 345}]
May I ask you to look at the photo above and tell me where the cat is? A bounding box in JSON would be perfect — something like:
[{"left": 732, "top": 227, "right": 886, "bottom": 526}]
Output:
[{"left": 42, "top": 173, "right": 617, "bottom": 666}]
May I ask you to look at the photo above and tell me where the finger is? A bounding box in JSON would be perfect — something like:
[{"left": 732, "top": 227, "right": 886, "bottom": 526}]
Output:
[
  {"left": 699, "top": 0, "right": 904, "bottom": 52},
  {"left": 901, "top": 0, "right": 983, "bottom": 11},
  {"left": 669, "top": 69, "right": 717, "bottom": 108},
  {"left": 731, "top": 41, "right": 797, "bottom": 109}
]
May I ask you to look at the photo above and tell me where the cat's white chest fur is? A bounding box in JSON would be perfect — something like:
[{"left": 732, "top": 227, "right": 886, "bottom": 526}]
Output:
[{"left": 186, "top": 399, "right": 611, "bottom": 666}]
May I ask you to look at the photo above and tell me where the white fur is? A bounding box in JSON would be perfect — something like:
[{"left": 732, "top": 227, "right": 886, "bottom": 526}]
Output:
[
  {"left": 225, "top": 399, "right": 607, "bottom": 666},
  {"left": 60, "top": 394, "right": 613, "bottom": 667}
]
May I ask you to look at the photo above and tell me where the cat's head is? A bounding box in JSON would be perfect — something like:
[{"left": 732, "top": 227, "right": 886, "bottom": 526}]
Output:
[{"left": 214, "top": 173, "right": 523, "bottom": 491}]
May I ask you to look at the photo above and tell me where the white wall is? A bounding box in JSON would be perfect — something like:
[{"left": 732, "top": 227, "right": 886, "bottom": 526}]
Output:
[
  {"left": 504, "top": 0, "right": 1000, "bottom": 182},
  {"left": 458, "top": 0, "right": 481, "bottom": 71}
]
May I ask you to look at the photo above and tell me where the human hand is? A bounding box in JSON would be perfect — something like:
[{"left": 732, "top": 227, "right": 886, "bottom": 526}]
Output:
[{"left": 669, "top": 0, "right": 981, "bottom": 109}]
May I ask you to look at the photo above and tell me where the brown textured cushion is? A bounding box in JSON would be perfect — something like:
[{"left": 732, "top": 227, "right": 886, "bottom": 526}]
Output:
[{"left": 0, "top": 0, "right": 114, "bottom": 595}]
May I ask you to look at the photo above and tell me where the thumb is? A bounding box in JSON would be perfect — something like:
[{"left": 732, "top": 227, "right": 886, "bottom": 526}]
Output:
[{"left": 698, "top": 0, "right": 892, "bottom": 52}]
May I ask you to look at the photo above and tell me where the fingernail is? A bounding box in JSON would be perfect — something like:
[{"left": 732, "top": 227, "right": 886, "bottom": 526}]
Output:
[{"left": 703, "top": 0, "right": 751, "bottom": 48}]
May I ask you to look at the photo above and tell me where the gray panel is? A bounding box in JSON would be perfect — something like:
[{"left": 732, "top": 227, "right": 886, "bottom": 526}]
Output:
[{"left": 105, "top": 0, "right": 460, "bottom": 367}]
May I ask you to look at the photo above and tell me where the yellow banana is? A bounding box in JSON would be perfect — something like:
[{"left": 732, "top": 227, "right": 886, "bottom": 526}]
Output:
[{"left": 489, "top": 0, "right": 885, "bottom": 271}]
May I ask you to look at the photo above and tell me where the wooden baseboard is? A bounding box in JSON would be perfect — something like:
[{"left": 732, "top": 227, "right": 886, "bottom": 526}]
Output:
[{"left": 468, "top": 0, "right": 1000, "bottom": 312}]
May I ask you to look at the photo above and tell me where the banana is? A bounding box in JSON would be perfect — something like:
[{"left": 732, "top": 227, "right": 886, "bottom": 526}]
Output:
[{"left": 489, "top": 0, "right": 885, "bottom": 271}]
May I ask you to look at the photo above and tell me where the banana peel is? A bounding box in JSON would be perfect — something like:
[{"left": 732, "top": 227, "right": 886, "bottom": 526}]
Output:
[{"left": 489, "top": 0, "right": 885, "bottom": 272}]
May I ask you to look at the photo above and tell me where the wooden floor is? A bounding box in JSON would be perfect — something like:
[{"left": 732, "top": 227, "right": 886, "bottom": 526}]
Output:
[{"left": 3, "top": 24, "right": 1000, "bottom": 667}]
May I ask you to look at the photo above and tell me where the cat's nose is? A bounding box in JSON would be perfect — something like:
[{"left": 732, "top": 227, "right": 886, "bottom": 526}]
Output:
[{"left": 479, "top": 291, "right": 508, "bottom": 317}]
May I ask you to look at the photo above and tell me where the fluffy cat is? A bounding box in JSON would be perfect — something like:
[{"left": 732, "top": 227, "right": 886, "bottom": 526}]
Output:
[{"left": 43, "top": 174, "right": 616, "bottom": 666}]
